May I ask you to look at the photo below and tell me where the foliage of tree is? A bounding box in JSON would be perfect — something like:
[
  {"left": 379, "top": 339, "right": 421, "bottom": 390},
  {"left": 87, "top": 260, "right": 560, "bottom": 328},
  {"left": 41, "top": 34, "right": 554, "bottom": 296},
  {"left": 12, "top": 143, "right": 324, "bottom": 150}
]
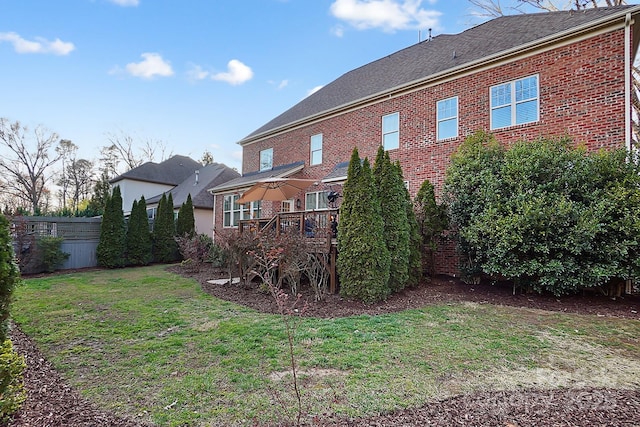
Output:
[
  {"left": 0, "top": 339, "right": 26, "bottom": 422},
  {"left": 445, "top": 133, "right": 640, "bottom": 295},
  {"left": 176, "top": 194, "right": 195, "bottom": 237},
  {"left": 126, "top": 197, "right": 152, "bottom": 266},
  {"left": 87, "top": 171, "right": 111, "bottom": 216},
  {"left": 373, "top": 147, "right": 410, "bottom": 292},
  {"left": 200, "top": 150, "right": 214, "bottom": 166},
  {"left": 96, "top": 186, "right": 126, "bottom": 268},
  {"left": 0, "top": 119, "right": 63, "bottom": 214},
  {"left": 153, "top": 193, "right": 178, "bottom": 263},
  {"left": 337, "top": 148, "right": 390, "bottom": 303},
  {"left": 415, "top": 179, "right": 448, "bottom": 277}
]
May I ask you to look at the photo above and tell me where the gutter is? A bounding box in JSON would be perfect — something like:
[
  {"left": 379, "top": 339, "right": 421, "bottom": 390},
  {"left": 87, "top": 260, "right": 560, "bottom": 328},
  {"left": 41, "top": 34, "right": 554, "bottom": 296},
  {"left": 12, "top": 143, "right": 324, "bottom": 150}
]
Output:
[
  {"left": 626, "top": 11, "right": 633, "bottom": 153},
  {"left": 239, "top": 6, "right": 640, "bottom": 146}
]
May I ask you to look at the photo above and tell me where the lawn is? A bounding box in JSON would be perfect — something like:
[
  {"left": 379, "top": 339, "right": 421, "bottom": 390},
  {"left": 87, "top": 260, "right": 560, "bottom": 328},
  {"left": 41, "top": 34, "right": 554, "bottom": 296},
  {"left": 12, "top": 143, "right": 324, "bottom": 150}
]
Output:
[{"left": 12, "top": 265, "right": 640, "bottom": 426}]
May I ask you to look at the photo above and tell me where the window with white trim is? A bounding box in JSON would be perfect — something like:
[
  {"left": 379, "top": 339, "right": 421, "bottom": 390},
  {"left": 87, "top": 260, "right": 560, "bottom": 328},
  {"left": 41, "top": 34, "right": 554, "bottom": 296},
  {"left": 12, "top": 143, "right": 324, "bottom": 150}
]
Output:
[
  {"left": 305, "top": 191, "right": 329, "bottom": 211},
  {"left": 310, "top": 133, "right": 323, "bottom": 165},
  {"left": 490, "top": 75, "right": 539, "bottom": 129},
  {"left": 259, "top": 148, "right": 273, "bottom": 171},
  {"left": 382, "top": 112, "right": 399, "bottom": 150},
  {"left": 223, "top": 194, "right": 261, "bottom": 227},
  {"left": 437, "top": 96, "right": 458, "bottom": 140}
]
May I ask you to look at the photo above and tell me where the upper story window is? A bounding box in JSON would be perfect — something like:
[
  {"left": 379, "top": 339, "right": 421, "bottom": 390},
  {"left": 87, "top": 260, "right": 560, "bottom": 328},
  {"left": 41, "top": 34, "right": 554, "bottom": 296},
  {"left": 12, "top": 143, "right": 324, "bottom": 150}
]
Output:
[
  {"left": 259, "top": 148, "right": 273, "bottom": 171},
  {"left": 310, "top": 133, "right": 323, "bottom": 165},
  {"left": 490, "top": 75, "right": 539, "bottom": 130},
  {"left": 382, "top": 112, "right": 399, "bottom": 150},
  {"left": 305, "top": 191, "right": 329, "bottom": 210},
  {"left": 437, "top": 96, "right": 458, "bottom": 140},
  {"left": 223, "top": 194, "right": 261, "bottom": 227}
]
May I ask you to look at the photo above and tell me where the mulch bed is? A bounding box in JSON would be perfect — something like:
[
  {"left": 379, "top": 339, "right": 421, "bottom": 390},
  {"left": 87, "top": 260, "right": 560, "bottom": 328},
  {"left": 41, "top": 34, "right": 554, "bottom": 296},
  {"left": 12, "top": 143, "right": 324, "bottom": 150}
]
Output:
[{"left": 7, "top": 265, "right": 640, "bottom": 426}]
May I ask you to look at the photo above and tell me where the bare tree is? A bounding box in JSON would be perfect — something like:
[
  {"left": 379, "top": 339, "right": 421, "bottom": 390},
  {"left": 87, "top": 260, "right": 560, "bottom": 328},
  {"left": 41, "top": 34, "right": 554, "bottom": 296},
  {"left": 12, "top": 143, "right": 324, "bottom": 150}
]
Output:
[
  {"left": 200, "top": 150, "right": 214, "bottom": 166},
  {"left": 55, "top": 139, "right": 78, "bottom": 211},
  {"left": 468, "top": 0, "right": 639, "bottom": 146},
  {"left": 102, "top": 131, "right": 172, "bottom": 175},
  {"left": 0, "top": 119, "right": 63, "bottom": 214},
  {"left": 66, "top": 158, "right": 95, "bottom": 212}
]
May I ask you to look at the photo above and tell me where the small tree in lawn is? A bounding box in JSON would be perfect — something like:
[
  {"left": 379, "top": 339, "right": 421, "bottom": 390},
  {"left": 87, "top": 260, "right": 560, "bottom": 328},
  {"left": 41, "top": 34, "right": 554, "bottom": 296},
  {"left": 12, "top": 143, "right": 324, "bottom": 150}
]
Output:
[
  {"left": 338, "top": 148, "right": 390, "bottom": 303},
  {"left": 126, "top": 196, "right": 152, "bottom": 266},
  {"left": 0, "top": 212, "right": 26, "bottom": 420},
  {"left": 176, "top": 193, "right": 195, "bottom": 237},
  {"left": 373, "top": 147, "right": 410, "bottom": 292},
  {"left": 97, "top": 186, "right": 126, "bottom": 268}
]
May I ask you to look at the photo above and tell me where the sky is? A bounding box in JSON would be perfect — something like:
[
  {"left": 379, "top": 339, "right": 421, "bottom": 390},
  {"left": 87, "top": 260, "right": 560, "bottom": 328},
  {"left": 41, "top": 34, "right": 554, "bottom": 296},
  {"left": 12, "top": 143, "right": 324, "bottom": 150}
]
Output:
[{"left": 0, "top": 0, "right": 582, "bottom": 173}]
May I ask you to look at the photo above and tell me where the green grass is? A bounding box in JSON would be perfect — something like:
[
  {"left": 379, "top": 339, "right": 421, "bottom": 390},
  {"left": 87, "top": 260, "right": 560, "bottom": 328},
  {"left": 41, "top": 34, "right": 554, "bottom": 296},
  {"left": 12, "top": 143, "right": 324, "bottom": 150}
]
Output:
[{"left": 12, "top": 266, "right": 640, "bottom": 426}]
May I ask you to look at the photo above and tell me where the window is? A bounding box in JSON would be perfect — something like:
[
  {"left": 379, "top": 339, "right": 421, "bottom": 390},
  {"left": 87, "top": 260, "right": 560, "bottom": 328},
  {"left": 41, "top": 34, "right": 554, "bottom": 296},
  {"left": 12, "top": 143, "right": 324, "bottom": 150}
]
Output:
[
  {"left": 305, "top": 191, "right": 329, "bottom": 210},
  {"left": 310, "top": 134, "right": 323, "bottom": 165},
  {"left": 437, "top": 97, "right": 458, "bottom": 140},
  {"left": 223, "top": 194, "right": 261, "bottom": 227},
  {"left": 490, "top": 75, "right": 539, "bottom": 129},
  {"left": 259, "top": 148, "right": 273, "bottom": 171},
  {"left": 382, "top": 112, "right": 399, "bottom": 150}
]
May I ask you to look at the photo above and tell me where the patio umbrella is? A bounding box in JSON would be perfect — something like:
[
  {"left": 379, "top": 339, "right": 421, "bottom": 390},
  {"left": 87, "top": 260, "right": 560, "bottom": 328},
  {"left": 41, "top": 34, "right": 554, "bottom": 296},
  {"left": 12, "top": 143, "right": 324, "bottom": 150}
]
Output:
[{"left": 236, "top": 177, "right": 317, "bottom": 203}]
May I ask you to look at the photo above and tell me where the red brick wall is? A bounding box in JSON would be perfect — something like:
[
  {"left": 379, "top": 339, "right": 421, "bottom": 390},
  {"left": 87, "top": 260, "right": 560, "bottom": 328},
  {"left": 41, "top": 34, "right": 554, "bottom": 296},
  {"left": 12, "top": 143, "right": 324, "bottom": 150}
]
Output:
[{"left": 224, "top": 29, "right": 630, "bottom": 276}]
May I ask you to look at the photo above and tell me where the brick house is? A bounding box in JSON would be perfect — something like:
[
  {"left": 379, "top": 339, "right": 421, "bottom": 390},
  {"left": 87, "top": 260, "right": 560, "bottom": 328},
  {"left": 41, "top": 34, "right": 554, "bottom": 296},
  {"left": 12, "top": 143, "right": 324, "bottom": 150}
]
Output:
[{"left": 210, "top": 6, "right": 640, "bottom": 275}]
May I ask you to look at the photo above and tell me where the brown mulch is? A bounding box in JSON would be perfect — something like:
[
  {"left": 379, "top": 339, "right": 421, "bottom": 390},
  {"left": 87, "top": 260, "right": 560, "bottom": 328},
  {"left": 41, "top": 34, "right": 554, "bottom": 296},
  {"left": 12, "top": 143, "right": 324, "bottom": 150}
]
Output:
[{"left": 7, "top": 265, "right": 640, "bottom": 427}]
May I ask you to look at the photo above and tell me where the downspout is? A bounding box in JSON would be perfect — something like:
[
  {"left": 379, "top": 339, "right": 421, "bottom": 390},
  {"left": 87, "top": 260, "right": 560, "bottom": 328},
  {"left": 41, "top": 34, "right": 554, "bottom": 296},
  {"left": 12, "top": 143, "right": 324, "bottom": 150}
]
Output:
[
  {"left": 625, "top": 12, "right": 632, "bottom": 153},
  {"left": 212, "top": 193, "right": 217, "bottom": 242},
  {"left": 625, "top": 12, "right": 634, "bottom": 295}
]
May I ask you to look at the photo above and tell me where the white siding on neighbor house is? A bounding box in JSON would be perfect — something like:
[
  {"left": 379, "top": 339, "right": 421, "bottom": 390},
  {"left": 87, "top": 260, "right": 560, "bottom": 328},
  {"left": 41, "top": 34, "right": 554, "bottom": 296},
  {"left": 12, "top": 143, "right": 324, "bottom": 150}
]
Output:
[
  {"left": 116, "top": 180, "right": 174, "bottom": 214},
  {"left": 194, "top": 209, "right": 213, "bottom": 237}
]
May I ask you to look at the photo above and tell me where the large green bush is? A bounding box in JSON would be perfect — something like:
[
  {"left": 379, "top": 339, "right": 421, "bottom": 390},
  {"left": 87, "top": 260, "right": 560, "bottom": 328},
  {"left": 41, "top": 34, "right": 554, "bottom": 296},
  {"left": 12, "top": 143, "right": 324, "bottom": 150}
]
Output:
[
  {"left": 35, "top": 237, "right": 70, "bottom": 273},
  {"left": 444, "top": 133, "right": 640, "bottom": 295},
  {"left": 176, "top": 194, "right": 195, "bottom": 238},
  {"left": 153, "top": 193, "right": 178, "bottom": 263},
  {"left": 0, "top": 214, "right": 25, "bottom": 421},
  {"left": 337, "top": 148, "right": 390, "bottom": 303}
]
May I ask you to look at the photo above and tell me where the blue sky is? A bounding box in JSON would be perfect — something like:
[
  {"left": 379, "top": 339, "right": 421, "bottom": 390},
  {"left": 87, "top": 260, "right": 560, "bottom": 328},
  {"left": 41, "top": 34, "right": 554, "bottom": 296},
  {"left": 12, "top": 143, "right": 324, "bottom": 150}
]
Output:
[{"left": 0, "top": 0, "right": 544, "bottom": 173}]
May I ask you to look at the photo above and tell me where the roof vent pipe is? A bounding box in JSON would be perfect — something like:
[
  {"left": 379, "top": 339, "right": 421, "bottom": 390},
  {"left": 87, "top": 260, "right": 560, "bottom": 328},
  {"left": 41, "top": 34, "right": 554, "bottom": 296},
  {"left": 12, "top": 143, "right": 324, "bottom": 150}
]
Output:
[{"left": 195, "top": 169, "right": 199, "bottom": 185}]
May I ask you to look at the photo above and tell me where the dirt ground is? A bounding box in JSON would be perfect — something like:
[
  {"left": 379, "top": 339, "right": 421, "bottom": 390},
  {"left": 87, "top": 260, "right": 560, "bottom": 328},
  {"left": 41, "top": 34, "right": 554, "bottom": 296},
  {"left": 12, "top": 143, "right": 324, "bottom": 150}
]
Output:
[{"left": 7, "top": 265, "right": 640, "bottom": 426}]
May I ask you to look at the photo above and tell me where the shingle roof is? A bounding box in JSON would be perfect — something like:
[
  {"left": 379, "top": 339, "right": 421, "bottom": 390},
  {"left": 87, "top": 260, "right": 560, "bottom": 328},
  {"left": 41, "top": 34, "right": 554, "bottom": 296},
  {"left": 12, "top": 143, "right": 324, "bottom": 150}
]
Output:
[
  {"left": 240, "top": 6, "right": 639, "bottom": 144},
  {"left": 146, "top": 163, "right": 240, "bottom": 209},
  {"left": 209, "top": 161, "right": 305, "bottom": 193},
  {"left": 110, "top": 155, "right": 202, "bottom": 186}
]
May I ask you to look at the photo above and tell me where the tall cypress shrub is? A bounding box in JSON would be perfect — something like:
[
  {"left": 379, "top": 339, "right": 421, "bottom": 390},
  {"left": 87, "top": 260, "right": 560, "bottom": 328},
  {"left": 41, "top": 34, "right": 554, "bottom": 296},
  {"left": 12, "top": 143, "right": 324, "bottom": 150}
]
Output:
[
  {"left": 176, "top": 193, "right": 195, "bottom": 237},
  {"left": 373, "top": 147, "right": 410, "bottom": 292},
  {"left": 153, "top": 193, "right": 178, "bottom": 263},
  {"left": 338, "top": 152, "right": 390, "bottom": 303},
  {"left": 126, "top": 196, "right": 152, "bottom": 266},
  {"left": 96, "top": 186, "right": 126, "bottom": 268},
  {"left": 415, "top": 179, "right": 448, "bottom": 277}
]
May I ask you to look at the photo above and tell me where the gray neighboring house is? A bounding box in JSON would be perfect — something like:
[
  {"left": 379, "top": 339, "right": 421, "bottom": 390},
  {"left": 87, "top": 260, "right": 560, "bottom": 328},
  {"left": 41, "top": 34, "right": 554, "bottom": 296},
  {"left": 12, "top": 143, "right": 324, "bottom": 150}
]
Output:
[
  {"left": 146, "top": 162, "right": 240, "bottom": 235},
  {"left": 110, "top": 155, "right": 239, "bottom": 236}
]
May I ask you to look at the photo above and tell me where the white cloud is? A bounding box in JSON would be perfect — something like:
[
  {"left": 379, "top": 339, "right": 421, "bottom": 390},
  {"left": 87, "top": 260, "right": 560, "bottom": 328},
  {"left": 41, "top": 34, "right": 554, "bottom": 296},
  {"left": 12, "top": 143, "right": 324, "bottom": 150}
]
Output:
[
  {"left": 331, "top": 25, "right": 345, "bottom": 37},
  {"left": 211, "top": 59, "right": 253, "bottom": 86},
  {"left": 329, "top": 0, "right": 441, "bottom": 33},
  {"left": 186, "top": 64, "right": 209, "bottom": 81},
  {"left": 306, "top": 85, "right": 323, "bottom": 97},
  {"left": 125, "top": 53, "right": 174, "bottom": 79},
  {"left": 108, "top": 0, "right": 140, "bottom": 6},
  {"left": 0, "top": 32, "right": 75, "bottom": 55}
]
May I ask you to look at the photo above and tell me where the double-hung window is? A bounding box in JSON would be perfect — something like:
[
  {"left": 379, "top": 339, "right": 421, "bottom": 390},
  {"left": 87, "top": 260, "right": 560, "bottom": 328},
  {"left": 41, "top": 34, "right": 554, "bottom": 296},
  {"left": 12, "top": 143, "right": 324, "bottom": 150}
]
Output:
[
  {"left": 490, "top": 75, "right": 539, "bottom": 129},
  {"left": 259, "top": 148, "right": 273, "bottom": 171},
  {"left": 382, "top": 112, "right": 399, "bottom": 150},
  {"left": 436, "top": 96, "right": 458, "bottom": 140},
  {"left": 223, "top": 194, "right": 261, "bottom": 227},
  {"left": 310, "top": 134, "right": 323, "bottom": 165},
  {"left": 305, "top": 191, "right": 329, "bottom": 211}
]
